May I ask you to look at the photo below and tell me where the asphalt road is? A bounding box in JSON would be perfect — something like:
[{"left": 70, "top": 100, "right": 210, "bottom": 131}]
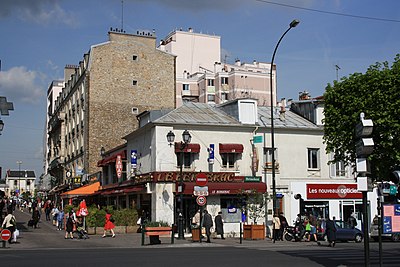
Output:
[{"left": 1, "top": 210, "right": 400, "bottom": 267}]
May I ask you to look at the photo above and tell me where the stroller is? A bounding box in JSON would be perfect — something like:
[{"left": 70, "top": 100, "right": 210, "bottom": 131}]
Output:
[{"left": 75, "top": 218, "right": 89, "bottom": 239}]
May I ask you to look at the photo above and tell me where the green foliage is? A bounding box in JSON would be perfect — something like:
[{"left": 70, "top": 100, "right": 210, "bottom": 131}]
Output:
[
  {"left": 144, "top": 221, "right": 170, "bottom": 227},
  {"left": 64, "top": 205, "right": 75, "bottom": 214},
  {"left": 323, "top": 54, "right": 400, "bottom": 180},
  {"left": 239, "top": 189, "right": 270, "bottom": 224},
  {"left": 85, "top": 205, "right": 138, "bottom": 227}
]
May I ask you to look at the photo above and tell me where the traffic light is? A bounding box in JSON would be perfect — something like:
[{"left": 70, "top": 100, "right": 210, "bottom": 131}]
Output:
[{"left": 355, "top": 112, "right": 374, "bottom": 157}]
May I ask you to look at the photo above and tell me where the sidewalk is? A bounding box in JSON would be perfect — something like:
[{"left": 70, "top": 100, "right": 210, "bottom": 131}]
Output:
[{"left": 5, "top": 209, "right": 327, "bottom": 251}]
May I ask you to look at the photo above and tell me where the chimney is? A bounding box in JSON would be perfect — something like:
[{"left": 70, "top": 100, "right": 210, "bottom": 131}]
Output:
[
  {"left": 279, "top": 105, "right": 286, "bottom": 121},
  {"left": 188, "top": 27, "right": 193, "bottom": 33}
]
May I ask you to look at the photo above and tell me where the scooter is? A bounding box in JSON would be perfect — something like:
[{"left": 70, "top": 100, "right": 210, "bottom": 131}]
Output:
[{"left": 284, "top": 221, "right": 306, "bottom": 241}]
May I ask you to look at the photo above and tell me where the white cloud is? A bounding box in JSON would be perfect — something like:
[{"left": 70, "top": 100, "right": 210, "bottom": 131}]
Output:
[
  {"left": 0, "top": 67, "right": 46, "bottom": 104},
  {"left": 0, "top": 0, "right": 78, "bottom": 27}
]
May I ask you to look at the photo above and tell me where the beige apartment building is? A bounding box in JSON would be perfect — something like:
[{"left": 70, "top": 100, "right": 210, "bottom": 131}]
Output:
[
  {"left": 159, "top": 28, "right": 276, "bottom": 107},
  {"left": 45, "top": 29, "right": 176, "bottom": 189}
]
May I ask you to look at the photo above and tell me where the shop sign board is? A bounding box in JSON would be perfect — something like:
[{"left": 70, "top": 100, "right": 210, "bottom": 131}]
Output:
[
  {"left": 116, "top": 155, "right": 123, "bottom": 179},
  {"left": 244, "top": 176, "right": 261, "bottom": 182},
  {"left": 306, "top": 184, "right": 362, "bottom": 199}
]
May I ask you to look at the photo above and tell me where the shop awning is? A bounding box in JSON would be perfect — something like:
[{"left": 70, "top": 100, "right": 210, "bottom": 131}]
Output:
[
  {"left": 175, "top": 143, "right": 200, "bottom": 153},
  {"left": 97, "top": 150, "right": 126, "bottom": 167},
  {"left": 183, "top": 182, "right": 266, "bottom": 195},
  {"left": 219, "top": 143, "right": 244, "bottom": 153},
  {"left": 60, "top": 182, "right": 100, "bottom": 198},
  {"left": 100, "top": 185, "right": 145, "bottom": 196}
]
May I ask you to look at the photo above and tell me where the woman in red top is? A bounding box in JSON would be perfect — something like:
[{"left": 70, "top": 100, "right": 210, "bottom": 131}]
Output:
[{"left": 102, "top": 210, "right": 115, "bottom": 238}]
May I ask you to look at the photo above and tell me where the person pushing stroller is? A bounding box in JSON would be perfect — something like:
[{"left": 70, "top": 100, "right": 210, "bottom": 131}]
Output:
[{"left": 75, "top": 216, "right": 89, "bottom": 239}]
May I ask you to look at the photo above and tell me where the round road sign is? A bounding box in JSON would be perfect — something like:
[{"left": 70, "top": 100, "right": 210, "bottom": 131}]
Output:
[
  {"left": 196, "top": 195, "right": 207, "bottom": 206},
  {"left": 196, "top": 173, "right": 208, "bottom": 187},
  {"left": 0, "top": 229, "right": 11, "bottom": 241}
]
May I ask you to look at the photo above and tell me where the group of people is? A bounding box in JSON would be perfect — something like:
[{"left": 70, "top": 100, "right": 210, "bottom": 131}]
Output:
[
  {"left": 191, "top": 210, "right": 224, "bottom": 243},
  {"left": 272, "top": 212, "right": 288, "bottom": 241}
]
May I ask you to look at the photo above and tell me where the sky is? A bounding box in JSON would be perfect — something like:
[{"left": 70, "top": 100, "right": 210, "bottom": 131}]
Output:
[{"left": 0, "top": 0, "right": 399, "bottom": 179}]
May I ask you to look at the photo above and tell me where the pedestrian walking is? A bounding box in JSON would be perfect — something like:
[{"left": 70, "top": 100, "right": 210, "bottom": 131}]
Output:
[
  {"left": 32, "top": 206, "right": 40, "bottom": 228},
  {"left": 325, "top": 217, "right": 337, "bottom": 247},
  {"left": 307, "top": 213, "right": 318, "bottom": 242},
  {"left": 1, "top": 208, "right": 17, "bottom": 244},
  {"left": 278, "top": 212, "right": 288, "bottom": 241},
  {"left": 203, "top": 210, "right": 213, "bottom": 243},
  {"left": 102, "top": 209, "right": 115, "bottom": 238},
  {"left": 65, "top": 211, "right": 75, "bottom": 239},
  {"left": 57, "top": 209, "right": 65, "bottom": 231},
  {"left": 272, "top": 213, "right": 281, "bottom": 242},
  {"left": 214, "top": 211, "right": 225, "bottom": 239}
]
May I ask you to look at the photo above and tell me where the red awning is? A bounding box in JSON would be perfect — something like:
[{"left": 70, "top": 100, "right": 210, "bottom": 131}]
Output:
[
  {"left": 175, "top": 143, "right": 200, "bottom": 153},
  {"left": 182, "top": 182, "right": 266, "bottom": 195},
  {"left": 100, "top": 185, "right": 145, "bottom": 196},
  {"left": 60, "top": 182, "right": 100, "bottom": 198},
  {"left": 97, "top": 150, "right": 126, "bottom": 167},
  {"left": 219, "top": 143, "right": 244, "bottom": 153}
]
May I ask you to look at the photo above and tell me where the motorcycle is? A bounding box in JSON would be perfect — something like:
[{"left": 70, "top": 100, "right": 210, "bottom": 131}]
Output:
[{"left": 284, "top": 221, "right": 306, "bottom": 242}]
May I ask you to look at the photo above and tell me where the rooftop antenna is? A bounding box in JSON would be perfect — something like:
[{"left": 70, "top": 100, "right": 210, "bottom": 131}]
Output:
[
  {"left": 121, "top": 0, "right": 124, "bottom": 32},
  {"left": 335, "top": 64, "right": 341, "bottom": 81}
]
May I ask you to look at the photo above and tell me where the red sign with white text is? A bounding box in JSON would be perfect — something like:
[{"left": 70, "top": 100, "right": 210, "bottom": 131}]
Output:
[{"left": 306, "top": 184, "right": 362, "bottom": 199}]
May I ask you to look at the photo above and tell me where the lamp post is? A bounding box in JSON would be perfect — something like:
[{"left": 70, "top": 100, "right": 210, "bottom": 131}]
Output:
[
  {"left": 167, "top": 130, "right": 191, "bottom": 239},
  {"left": 270, "top": 19, "right": 299, "bottom": 215},
  {"left": 16, "top": 160, "right": 22, "bottom": 196}
]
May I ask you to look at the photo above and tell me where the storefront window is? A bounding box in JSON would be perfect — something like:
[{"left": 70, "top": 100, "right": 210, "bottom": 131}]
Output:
[{"left": 302, "top": 201, "right": 329, "bottom": 219}]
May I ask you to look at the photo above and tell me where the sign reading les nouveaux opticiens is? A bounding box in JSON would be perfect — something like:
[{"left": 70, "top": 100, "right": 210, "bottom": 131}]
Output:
[{"left": 306, "top": 184, "right": 362, "bottom": 199}]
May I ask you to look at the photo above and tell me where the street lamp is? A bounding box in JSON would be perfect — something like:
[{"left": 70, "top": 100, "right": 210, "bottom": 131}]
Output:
[
  {"left": 270, "top": 19, "right": 300, "bottom": 215},
  {"left": 17, "top": 160, "right": 22, "bottom": 196},
  {"left": 166, "top": 130, "right": 191, "bottom": 239}
]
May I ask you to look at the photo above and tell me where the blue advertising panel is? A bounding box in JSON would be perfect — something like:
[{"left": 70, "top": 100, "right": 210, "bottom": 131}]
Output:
[{"left": 131, "top": 150, "right": 137, "bottom": 168}]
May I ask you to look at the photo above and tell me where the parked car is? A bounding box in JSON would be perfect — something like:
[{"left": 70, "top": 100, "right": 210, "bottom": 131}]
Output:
[
  {"left": 370, "top": 224, "right": 400, "bottom": 242},
  {"left": 317, "top": 220, "right": 363, "bottom": 243}
]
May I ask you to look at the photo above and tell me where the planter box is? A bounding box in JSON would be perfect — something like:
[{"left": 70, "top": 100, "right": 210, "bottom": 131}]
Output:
[
  {"left": 243, "top": 224, "right": 265, "bottom": 240},
  {"left": 87, "top": 227, "right": 96, "bottom": 235},
  {"left": 126, "top": 225, "right": 140, "bottom": 233}
]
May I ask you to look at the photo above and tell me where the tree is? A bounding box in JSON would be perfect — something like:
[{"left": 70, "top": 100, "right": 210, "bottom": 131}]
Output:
[
  {"left": 239, "top": 189, "right": 270, "bottom": 224},
  {"left": 323, "top": 54, "right": 400, "bottom": 181}
]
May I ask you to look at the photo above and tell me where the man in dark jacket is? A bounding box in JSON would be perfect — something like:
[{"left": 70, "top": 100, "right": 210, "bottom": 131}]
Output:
[
  {"left": 214, "top": 211, "right": 225, "bottom": 239},
  {"left": 325, "top": 217, "right": 337, "bottom": 247},
  {"left": 203, "top": 210, "right": 213, "bottom": 243}
]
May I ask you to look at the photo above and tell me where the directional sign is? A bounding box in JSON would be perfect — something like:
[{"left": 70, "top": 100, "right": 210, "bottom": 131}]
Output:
[
  {"left": 0, "top": 229, "right": 11, "bottom": 241},
  {"left": 196, "top": 196, "right": 207, "bottom": 206}
]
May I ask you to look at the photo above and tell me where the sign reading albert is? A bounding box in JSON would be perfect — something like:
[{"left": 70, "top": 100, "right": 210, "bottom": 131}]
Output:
[{"left": 307, "top": 184, "right": 362, "bottom": 199}]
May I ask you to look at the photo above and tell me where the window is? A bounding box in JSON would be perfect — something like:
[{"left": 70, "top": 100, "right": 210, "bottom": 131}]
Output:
[
  {"left": 176, "top": 152, "right": 193, "bottom": 168},
  {"left": 264, "top": 147, "right": 278, "bottom": 169},
  {"left": 308, "top": 148, "right": 320, "bottom": 169},
  {"left": 132, "top": 55, "right": 138, "bottom": 61},
  {"left": 221, "top": 153, "right": 237, "bottom": 169},
  {"left": 221, "top": 77, "right": 228, "bottom": 85},
  {"left": 183, "top": 84, "right": 190, "bottom": 91},
  {"left": 207, "top": 94, "right": 215, "bottom": 102},
  {"left": 221, "top": 92, "right": 228, "bottom": 101},
  {"left": 14, "top": 180, "right": 17, "bottom": 186},
  {"left": 329, "top": 154, "right": 346, "bottom": 177},
  {"left": 132, "top": 80, "right": 138, "bottom": 86},
  {"left": 27, "top": 180, "right": 31, "bottom": 186},
  {"left": 207, "top": 79, "right": 214, "bottom": 86}
]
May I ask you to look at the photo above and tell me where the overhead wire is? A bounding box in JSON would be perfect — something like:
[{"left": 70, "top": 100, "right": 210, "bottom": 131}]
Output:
[{"left": 256, "top": 0, "right": 400, "bottom": 23}]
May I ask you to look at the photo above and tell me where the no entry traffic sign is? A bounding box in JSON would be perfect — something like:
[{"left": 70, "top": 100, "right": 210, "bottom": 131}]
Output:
[
  {"left": 0, "top": 229, "right": 11, "bottom": 241},
  {"left": 196, "top": 173, "right": 208, "bottom": 187},
  {"left": 196, "top": 195, "right": 207, "bottom": 206}
]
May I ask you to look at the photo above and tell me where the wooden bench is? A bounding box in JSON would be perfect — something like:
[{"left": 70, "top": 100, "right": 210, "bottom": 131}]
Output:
[{"left": 141, "top": 226, "right": 174, "bottom": 245}]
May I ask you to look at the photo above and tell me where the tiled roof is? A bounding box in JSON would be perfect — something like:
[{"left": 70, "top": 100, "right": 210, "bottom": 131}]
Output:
[{"left": 6, "top": 170, "right": 36, "bottom": 178}]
